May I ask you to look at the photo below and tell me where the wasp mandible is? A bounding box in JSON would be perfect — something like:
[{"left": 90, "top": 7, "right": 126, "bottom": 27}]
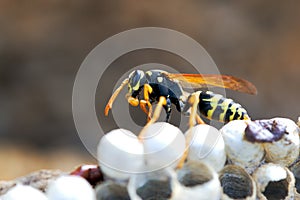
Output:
[{"left": 104, "top": 69, "right": 257, "bottom": 127}]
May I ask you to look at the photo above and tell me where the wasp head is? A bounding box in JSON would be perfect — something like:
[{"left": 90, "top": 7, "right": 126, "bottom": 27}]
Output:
[{"left": 127, "top": 70, "right": 147, "bottom": 98}]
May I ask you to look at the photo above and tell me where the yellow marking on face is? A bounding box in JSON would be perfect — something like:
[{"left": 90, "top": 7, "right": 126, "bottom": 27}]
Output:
[
  {"left": 140, "top": 71, "right": 145, "bottom": 79},
  {"left": 128, "top": 84, "right": 132, "bottom": 93},
  {"left": 132, "top": 80, "right": 140, "bottom": 91},
  {"left": 157, "top": 76, "right": 163, "bottom": 83},
  {"left": 128, "top": 70, "right": 136, "bottom": 78}
]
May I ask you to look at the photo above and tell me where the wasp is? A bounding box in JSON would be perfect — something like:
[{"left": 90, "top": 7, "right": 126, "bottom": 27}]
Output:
[
  {"left": 105, "top": 69, "right": 257, "bottom": 168},
  {"left": 104, "top": 69, "right": 257, "bottom": 127}
]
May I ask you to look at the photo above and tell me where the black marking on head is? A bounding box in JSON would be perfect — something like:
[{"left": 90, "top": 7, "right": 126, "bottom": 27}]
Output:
[
  {"left": 127, "top": 70, "right": 147, "bottom": 98},
  {"left": 128, "top": 70, "right": 142, "bottom": 89}
]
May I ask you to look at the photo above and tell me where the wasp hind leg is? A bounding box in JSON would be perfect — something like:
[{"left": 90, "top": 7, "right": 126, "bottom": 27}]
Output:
[{"left": 176, "top": 92, "right": 205, "bottom": 169}]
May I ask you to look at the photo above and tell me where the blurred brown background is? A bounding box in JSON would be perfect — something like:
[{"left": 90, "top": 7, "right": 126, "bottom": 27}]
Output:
[{"left": 0, "top": 1, "right": 300, "bottom": 180}]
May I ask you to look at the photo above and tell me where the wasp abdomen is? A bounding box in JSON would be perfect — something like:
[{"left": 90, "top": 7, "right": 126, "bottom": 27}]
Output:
[{"left": 198, "top": 91, "right": 250, "bottom": 123}]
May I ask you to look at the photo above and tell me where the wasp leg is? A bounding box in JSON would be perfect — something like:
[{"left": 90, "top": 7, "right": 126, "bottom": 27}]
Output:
[
  {"left": 176, "top": 92, "right": 201, "bottom": 169},
  {"left": 188, "top": 92, "right": 200, "bottom": 127},
  {"left": 140, "top": 100, "right": 150, "bottom": 117},
  {"left": 138, "top": 96, "right": 167, "bottom": 141},
  {"left": 141, "top": 84, "right": 153, "bottom": 122},
  {"left": 196, "top": 114, "right": 205, "bottom": 124},
  {"left": 104, "top": 78, "right": 129, "bottom": 116},
  {"left": 164, "top": 97, "right": 172, "bottom": 122},
  {"left": 127, "top": 96, "right": 139, "bottom": 107}
]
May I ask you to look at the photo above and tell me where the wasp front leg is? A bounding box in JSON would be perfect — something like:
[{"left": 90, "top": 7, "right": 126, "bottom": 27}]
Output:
[
  {"left": 139, "top": 84, "right": 153, "bottom": 122},
  {"left": 127, "top": 95, "right": 139, "bottom": 107}
]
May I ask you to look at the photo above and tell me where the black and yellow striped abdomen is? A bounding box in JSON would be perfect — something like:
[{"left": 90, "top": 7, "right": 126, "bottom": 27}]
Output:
[{"left": 196, "top": 91, "right": 250, "bottom": 123}]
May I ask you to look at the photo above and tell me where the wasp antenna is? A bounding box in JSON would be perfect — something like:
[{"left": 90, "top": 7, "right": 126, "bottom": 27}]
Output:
[{"left": 104, "top": 78, "right": 129, "bottom": 116}]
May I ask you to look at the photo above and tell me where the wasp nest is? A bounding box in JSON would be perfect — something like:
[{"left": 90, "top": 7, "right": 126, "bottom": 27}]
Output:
[{"left": 1, "top": 117, "right": 300, "bottom": 199}]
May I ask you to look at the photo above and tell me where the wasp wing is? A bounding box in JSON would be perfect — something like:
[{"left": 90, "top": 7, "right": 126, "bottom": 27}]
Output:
[{"left": 165, "top": 73, "right": 257, "bottom": 95}]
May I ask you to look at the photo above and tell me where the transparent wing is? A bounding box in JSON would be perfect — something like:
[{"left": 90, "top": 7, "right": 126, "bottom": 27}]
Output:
[{"left": 165, "top": 73, "right": 257, "bottom": 95}]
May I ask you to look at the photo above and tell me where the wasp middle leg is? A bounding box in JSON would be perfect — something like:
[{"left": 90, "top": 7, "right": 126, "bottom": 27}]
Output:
[{"left": 138, "top": 96, "right": 167, "bottom": 141}]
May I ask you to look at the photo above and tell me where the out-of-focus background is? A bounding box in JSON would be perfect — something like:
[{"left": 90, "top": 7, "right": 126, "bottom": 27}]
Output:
[{"left": 1, "top": 1, "right": 299, "bottom": 180}]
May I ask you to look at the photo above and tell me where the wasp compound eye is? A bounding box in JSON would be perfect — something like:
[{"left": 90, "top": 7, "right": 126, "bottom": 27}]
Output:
[{"left": 128, "top": 70, "right": 145, "bottom": 92}]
